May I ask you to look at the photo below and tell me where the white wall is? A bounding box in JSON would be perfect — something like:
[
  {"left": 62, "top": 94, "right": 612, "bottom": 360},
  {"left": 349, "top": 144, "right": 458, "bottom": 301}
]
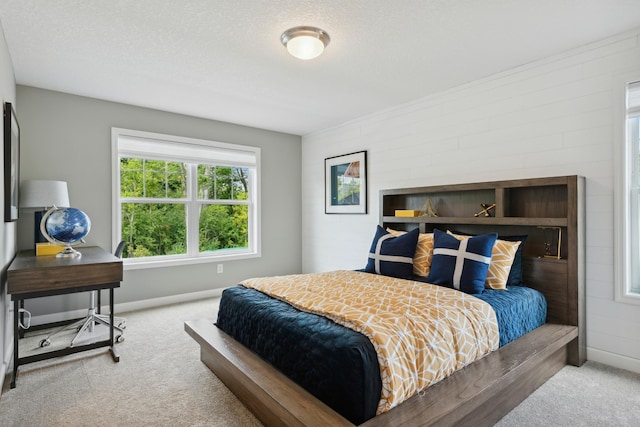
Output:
[
  {"left": 15, "top": 86, "right": 302, "bottom": 318},
  {"left": 0, "top": 20, "right": 17, "bottom": 386},
  {"left": 302, "top": 29, "right": 640, "bottom": 373}
]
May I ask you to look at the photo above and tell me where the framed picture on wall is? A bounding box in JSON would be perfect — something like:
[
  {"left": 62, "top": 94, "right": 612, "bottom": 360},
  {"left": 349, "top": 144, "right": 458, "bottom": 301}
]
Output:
[
  {"left": 4, "top": 102, "right": 20, "bottom": 222},
  {"left": 325, "top": 150, "right": 367, "bottom": 214}
]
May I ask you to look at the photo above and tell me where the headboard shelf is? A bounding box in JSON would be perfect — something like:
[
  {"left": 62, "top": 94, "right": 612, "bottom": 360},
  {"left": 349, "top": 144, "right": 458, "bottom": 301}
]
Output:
[
  {"left": 383, "top": 215, "right": 568, "bottom": 227},
  {"left": 380, "top": 175, "right": 585, "bottom": 366}
]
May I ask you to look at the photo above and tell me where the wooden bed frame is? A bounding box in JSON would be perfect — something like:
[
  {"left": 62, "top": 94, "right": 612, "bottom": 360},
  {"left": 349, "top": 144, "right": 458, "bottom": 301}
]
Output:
[{"left": 185, "top": 175, "right": 585, "bottom": 426}]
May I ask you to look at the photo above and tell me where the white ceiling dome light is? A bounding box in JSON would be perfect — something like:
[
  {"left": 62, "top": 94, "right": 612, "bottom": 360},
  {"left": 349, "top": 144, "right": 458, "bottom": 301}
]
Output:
[{"left": 280, "top": 26, "right": 330, "bottom": 60}]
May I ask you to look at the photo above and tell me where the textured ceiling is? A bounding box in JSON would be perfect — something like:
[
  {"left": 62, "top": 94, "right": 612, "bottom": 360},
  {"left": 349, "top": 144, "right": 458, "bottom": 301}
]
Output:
[{"left": 1, "top": 1, "right": 640, "bottom": 136}]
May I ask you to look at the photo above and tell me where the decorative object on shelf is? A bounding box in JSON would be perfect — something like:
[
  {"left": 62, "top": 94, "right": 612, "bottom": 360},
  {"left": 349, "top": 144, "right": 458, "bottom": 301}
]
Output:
[
  {"left": 395, "top": 210, "right": 421, "bottom": 217},
  {"left": 281, "top": 26, "right": 330, "bottom": 60},
  {"left": 40, "top": 206, "right": 91, "bottom": 258},
  {"left": 538, "top": 226, "right": 562, "bottom": 259},
  {"left": 35, "top": 242, "right": 65, "bottom": 256},
  {"left": 20, "top": 179, "right": 70, "bottom": 247},
  {"left": 420, "top": 197, "right": 439, "bottom": 217},
  {"left": 325, "top": 151, "right": 367, "bottom": 214},
  {"left": 474, "top": 203, "right": 496, "bottom": 217},
  {"left": 3, "top": 102, "right": 20, "bottom": 222}
]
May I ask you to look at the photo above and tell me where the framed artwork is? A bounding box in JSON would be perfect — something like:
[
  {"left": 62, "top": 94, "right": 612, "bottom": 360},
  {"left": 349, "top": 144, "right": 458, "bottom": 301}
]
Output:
[
  {"left": 4, "top": 102, "right": 20, "bottom": 222},
  {"left": 325, "top": 150, "right": 367, "bottom": 214}
]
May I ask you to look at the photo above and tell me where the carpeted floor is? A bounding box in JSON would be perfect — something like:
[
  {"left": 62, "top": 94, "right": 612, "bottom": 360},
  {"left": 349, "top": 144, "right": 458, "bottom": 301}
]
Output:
[
  {"left": 0, "top": 297, "right": 261, "bottom": 427},
  {"left": 1, "top": 297, "right": 639, "bottom": 426}
]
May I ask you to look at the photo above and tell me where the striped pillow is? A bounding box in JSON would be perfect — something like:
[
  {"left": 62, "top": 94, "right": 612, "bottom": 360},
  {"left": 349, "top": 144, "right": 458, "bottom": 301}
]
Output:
[
  {"left": 448, "top": 231, "right": 521, "bottom": 290},
  {"left": 427, "top": 229, "right": 497, "bottom": 294},
  {"left": 365, "top": 226, "right": 419, "bottom": 279}
]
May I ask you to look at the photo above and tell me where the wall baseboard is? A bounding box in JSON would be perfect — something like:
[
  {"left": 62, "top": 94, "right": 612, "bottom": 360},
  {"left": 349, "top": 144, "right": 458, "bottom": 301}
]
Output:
[
  {"left": 587, "top": 346, "right": 640, "bottom": 374},
  {"left": 29, "top": 288, "right": 225, "bottom": 326}
]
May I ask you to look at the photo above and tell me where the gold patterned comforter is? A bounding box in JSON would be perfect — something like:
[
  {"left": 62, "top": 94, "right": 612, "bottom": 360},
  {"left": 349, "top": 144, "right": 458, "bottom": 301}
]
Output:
[{"left": 240, "top": 270, "right": 499, "bottom": 414}]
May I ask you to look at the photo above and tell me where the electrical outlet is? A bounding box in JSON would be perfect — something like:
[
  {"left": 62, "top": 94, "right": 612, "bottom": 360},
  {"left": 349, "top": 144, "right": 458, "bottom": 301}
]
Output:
[{"left": 217, "top": 264, "right": 223, "bottom": 273}]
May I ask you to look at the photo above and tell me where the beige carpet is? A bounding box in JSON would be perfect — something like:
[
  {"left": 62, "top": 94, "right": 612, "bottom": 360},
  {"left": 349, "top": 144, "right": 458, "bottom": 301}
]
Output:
[
  {"left": 0, "top": 297, "right": 261, "bottom": 427},
  {"left": 2, "top": 297, "right": 639, "bottom": 426}
]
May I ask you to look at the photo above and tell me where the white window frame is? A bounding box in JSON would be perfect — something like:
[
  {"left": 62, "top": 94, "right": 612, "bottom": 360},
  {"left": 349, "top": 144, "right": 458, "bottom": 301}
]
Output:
[
  {"left": 615, "top": 79, "right": 640, "bottom": 304},
  {"left": 111, "top": 128, "right": 261, "bottom": 270}
]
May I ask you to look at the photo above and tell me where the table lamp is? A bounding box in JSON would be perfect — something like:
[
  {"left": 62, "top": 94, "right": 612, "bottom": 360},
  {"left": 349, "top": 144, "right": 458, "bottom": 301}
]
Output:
[{"left": 20, "top": 180, "right": 70, "bottom": 245}]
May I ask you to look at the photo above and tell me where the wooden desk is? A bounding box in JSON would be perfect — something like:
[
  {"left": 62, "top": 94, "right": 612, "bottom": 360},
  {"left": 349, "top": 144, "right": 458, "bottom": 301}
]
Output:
[{"left": 8, "top": 246, "right": 123, "bottom": 388}]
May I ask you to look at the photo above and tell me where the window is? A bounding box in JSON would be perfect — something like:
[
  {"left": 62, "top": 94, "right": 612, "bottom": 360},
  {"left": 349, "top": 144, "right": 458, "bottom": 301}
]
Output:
[
  {"left": 112, "top": 128, "right": 260, "bottom": 269},
  {"left": 616, "top": 81, "right": 640, "bottom": 303}
]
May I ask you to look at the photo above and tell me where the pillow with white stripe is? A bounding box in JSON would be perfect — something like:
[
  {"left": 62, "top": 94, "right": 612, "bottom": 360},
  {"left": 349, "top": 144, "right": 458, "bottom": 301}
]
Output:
[
  {"left": 426, "top": 228, "right": 498, "bottom": 294},
  {"left": 364, "top": 226, "right": 419, "bottom": 279},
  {"left": 448, "top": 231, "right": 521, "bottom": 290}
]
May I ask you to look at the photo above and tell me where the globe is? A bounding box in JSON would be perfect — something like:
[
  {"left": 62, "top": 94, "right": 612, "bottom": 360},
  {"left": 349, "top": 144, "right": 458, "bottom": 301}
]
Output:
[{"left": 41, "top": 207, "right": 91, "bottom": 257}]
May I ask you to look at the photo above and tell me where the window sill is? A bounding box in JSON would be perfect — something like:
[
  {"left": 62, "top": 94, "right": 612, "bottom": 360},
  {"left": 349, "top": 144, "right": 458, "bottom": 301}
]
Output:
[
  {"left": 123, "top": 251, "right": 260, "bottom": 271},
  {"left": 614, "top": 289, "right": 640, "bottom": 306}
]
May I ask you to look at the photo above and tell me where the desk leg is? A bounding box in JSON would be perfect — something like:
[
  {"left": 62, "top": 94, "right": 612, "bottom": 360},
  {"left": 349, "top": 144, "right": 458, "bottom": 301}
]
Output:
[
  {"left": 11, "top": 299, "right": 19, "bottom": 388},
  {"left": 108, "top": 287, "right": 120, "bottom": 363},
  {"left": 18, "top": 300, "right": 25, "bottom": 338},
  {"left": 97, "top": 290, "right": 102, "bottom": 315}
]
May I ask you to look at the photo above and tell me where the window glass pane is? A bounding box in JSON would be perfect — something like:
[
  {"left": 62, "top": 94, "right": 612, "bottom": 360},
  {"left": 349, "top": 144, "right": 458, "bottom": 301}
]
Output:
[
  {"left": 144, "top": 169, "right": 167, "bottom": 198},
  {"left": 634, "top": 117, "right": 640, "bottom": 187},
  {"left": 120, "top": 158, "right": 144, "bottom": 197},
  {"left": 216, "top": 167, "right": 233, "bottom": 199},
  {"left": 145, "top": 160, "right": 186, "bottom": 199},
  {"left": 628, "top": 86, "right": 640, "bottom": 297},
  {"left": 121, "top": 203, "right": 186, "bottom": 257},
  {"left": 629, "top": 83, "right": 640, "bottom": 109},
  {"left": 198, "top": 165, "right": 249, "bottom": 200},
  {"left": 166, "top": 162, "right": 187, "bottom": 198},
  {"left": 199, "top": 204, "right": 248, "bottom": 252},
  {"left": 197, "top": 164, "right": 215, "bottom": 199},
  {"left": 634, "top": 189, "right": 640, "bottom": 294},
  {"left": 232, "top": 168, "right": 249, "bottom": 201}
]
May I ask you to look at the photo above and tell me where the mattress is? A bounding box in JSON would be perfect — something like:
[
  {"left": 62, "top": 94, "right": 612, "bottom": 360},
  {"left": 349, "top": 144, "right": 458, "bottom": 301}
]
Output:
[{"left": 216, "top": 277, "right": 547, "bottom": 424}]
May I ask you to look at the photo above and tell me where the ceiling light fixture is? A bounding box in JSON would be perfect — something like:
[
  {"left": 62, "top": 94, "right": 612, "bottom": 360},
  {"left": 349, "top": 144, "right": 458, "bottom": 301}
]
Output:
[{"left": 281, "top": 26, "right": 330, "bottom": 60}]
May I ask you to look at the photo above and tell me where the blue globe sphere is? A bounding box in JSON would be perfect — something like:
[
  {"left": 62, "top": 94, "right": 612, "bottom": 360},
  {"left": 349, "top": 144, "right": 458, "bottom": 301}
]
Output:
[{"left": 44, "top": 207, "right": 91, "bottom": 244}]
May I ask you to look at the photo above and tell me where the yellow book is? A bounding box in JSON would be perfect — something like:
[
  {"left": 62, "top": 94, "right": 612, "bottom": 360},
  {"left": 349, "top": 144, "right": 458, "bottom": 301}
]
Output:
[
  {"left": 395, "top": 210, "right": 421, "bottom": 217},
  {"left": 36, "top": 242, "right": 65, "bottom": 256}
]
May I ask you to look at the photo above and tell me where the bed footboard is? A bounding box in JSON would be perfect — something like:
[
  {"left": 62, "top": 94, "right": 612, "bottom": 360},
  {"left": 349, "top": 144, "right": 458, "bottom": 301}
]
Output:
[{"left": 185, "top": 319, "right": 577, "bottom": 427}]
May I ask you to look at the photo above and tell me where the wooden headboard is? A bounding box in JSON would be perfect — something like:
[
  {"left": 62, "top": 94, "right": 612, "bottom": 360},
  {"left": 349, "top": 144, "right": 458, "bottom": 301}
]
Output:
[{"left": 380, "top": 175, "right": 585, "bottom": 366}]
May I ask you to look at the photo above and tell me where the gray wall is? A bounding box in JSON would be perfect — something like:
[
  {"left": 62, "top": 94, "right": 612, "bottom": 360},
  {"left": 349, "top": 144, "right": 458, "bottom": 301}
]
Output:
[
  {"left": 16, "top": 85, "right": 302, "bottom": 317},
  {"left": 0, "top": 21, "right": 17, "bottom": 382}
]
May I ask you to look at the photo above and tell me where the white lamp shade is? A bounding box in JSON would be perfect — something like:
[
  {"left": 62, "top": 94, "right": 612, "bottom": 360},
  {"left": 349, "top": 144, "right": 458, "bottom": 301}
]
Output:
[
  {"left": 286, "top": 36, "right": 325, "bottom": 60},
  {"left": 20, "top": 180, "right": 70, "bottom": 209}
]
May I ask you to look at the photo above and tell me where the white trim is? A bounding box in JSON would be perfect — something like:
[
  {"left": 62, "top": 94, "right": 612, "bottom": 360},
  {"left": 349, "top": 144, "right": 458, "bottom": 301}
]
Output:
[
  {"left": 123, "top": 251, "right": 260, "bottom": 270},
  {"left": 28, "top": 288, "right": 226, "bottom": 327},
  {"left": 111, "top": 127, "right": 261, "bottom": 265},
  {"left": 587, "top": 346, "right": 640, "bottom": 375},
  {"left": 614, "top": 74, "right": 640, "bottom": 305},
  {"left": 115, "top": 128, "right": 258, "bottom": 167}
]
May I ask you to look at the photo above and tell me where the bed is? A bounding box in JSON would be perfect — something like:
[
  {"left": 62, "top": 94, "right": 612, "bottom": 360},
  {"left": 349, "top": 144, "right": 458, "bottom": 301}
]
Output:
[
  {"left": 185, "top": 176, "right": 585, "bottom": 427},
  {"left": 215, "top": 274, "right": 547, "bottom": 424}
]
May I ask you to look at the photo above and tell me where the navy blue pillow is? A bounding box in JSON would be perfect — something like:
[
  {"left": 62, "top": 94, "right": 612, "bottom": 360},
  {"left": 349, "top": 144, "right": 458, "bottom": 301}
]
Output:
[
  {"left": 499, "top": 235, "right": 528, "bottom": 286},
  {"left": 448, "top": 230, "right": 528, "bottom": 286},
  {"left": 365, "top": 226, "right": 419, "bottom": 279},
  {"left": 427, "top": 229, "right": 498, "bottom": 294}
]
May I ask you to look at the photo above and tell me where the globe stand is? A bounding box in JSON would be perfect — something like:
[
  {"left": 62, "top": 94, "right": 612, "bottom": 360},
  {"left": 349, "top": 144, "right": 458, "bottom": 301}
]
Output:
[{"left": 57, "top": 245, "right": 82, "bottom": 258}]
